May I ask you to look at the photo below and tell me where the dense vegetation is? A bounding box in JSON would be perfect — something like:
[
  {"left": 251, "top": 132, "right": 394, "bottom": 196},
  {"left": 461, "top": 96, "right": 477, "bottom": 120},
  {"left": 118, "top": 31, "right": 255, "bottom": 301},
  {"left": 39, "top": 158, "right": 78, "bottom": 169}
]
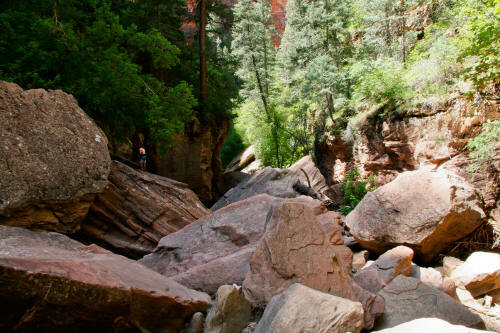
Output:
[
  {"left": 0, "top": 0, "right": 238, "bottom": 145},
  {"left": 231, "top": 0, "right": 499, "bottom": 167},
  {"left": 0, "top": 0, "right": 497, "bottom": 169}
]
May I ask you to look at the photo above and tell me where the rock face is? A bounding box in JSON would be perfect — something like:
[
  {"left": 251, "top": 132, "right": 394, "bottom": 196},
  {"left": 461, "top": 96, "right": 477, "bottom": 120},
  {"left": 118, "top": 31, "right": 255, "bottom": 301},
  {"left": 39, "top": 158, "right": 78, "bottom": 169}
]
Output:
[
  {"left": 373, "top": 318, "right": 493, "bottom": 333},
  {"left": 0, "top": 225, "right": 210, "bottom": 332},
  {"left": 451, "top": 252, "right": 500, "bottom": 298},
  {"left": 317, "top": 97, "right": 499, "bottom": 246},
  {"left": 154, "top": 118, "right": 230, "bottom": 205},
  {"left": 204, "top": 285, "right": 252, "bottom": 333},
  {"left": 0, "top": 81, "right": 111, "bottom": 234},
  {"left": 354, "top": 246, "right": 414, "bottom": 293},
  {"left": 346, "top": 169, "right": 485, "bottom": 263},
  {"left": 140, "top": 194, "right": 324, "bottom": 295},
  {"left": 242, "top": 200, "right": 383, "bottom": 329},
  {"left": 212, "top": 155, "right": 333, "bottom": 211},
  {"left": 375, "top": 275, "right": 484, "bottom": 330},
  {"left": 254, "top": 283, "right": 365, "bottom": 333},
  {"left": 242, "top": 201, "right": 357, "bottom": 307},
  {"left": 78, "top": 160, "right": 209, "bottom": 258}
]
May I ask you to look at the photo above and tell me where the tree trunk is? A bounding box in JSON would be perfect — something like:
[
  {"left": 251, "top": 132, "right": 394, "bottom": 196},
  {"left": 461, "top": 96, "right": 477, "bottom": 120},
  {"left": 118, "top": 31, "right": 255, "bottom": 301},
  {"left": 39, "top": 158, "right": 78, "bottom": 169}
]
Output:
[{"left": 199, "top": 0, "right": 208, "bottom": 106}]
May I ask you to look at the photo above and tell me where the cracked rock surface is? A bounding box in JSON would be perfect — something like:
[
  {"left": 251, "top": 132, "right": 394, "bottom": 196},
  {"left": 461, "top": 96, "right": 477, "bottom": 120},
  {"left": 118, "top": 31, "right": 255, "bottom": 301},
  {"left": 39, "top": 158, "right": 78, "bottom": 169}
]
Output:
[
  {"left": 374, "top": 275, "right": 484, "bottom": 330},
  {"left": 0, "top": 225, "right": 211, "bottom": 332}
]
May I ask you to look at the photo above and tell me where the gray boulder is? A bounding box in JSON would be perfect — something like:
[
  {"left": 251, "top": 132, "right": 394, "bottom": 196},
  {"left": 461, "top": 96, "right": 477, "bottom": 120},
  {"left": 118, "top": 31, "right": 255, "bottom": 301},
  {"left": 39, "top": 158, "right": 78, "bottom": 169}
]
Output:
[
  {"left": 254, "top": 283, "right": 364, "bottom": 333},
  {"left": 0, "top": 81, "right": 111, "bottom": 234}
]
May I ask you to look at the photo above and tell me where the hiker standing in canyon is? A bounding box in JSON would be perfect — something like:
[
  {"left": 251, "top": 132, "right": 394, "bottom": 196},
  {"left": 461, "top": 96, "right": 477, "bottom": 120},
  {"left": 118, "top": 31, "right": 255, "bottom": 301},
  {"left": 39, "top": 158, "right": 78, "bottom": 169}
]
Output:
[{"left": 139, "top": 147, "right": 147, "bottom": 171}]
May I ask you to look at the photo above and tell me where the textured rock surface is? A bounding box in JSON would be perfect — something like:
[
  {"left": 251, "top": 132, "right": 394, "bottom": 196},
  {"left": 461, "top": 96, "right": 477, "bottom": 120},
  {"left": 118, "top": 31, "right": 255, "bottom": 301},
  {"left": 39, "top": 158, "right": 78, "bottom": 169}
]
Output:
[
  {"left": 0, "top": 225, "right": 210, "bottom": 332},
  {"left": 79, "top": 160, "right": 209, "bottom": 258},
  {"left": 0, "top": 81, "right": 111, "bottom": 233},
  {"left": 451, "top": 252, "right": 500, "bottom": 298},
  {"left": 155, "top": 118, "right": 229, "bottom": 205},
  {"left": 375, "top": 275, "right": 484, "bottom": 330},
  {"left": 373, "top": 318, "right": 493, "bottom": 333},
  {"left": 242, "top": 201, "right": 356, "bottom": 307},
  {"left": 212, "top": 155, "right": 334, "bottom": 211},
  {"left": 242, "top": 201, "right": 383, "bottom": 328},
  {"left": 346, "top": 169, "right": 485, "bottom": 263},
  {"left": 254, "top": 284, "right": 364, "bottom": 333},
  {"left": 204, "top": 285, "right": 251, "bottom": 333},
  {"left": 140, "top": 194, "right": 324, "bottom": 295},
  {"left": 354, "top": 246, "right": 414, "bottom": 293}
]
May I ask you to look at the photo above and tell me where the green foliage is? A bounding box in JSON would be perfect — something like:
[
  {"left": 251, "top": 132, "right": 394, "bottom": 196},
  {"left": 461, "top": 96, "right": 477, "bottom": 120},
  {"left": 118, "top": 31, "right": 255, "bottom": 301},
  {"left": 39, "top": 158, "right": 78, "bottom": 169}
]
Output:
[
  {"left": 351, "top": 58, "right": 412, "bottom": 111},
  {"left": 457, "top": 0, "right": 500, "bottom": 90},
  {"left": 340, "top": 168, "right": 377, "bottom": 215},
  {"left": 0, "top": 0, "right": 239, "bottom": 148},
  {"left": 466, "top": 120, "right": 500, "bottom": 172},
  {"left": 220, "top": 127, "right": 247, "bottom": 169}
]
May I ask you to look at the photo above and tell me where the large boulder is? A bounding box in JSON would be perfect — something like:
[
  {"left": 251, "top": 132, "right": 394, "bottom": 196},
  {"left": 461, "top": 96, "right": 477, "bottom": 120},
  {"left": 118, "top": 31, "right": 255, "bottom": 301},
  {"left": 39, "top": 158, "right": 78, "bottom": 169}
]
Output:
[
  {"left": 451, "top": 252, "right": 500, "bottom": 298},
  {"left": 78, "top": 160, "right": 210, "bottom": 258},
  {"left": 0, "top": 81, "right": 111, "bottom": 234},
  {"left": 140, "top": 194, "right": 326, "bottom": 295},
  {"left": 242, "top": 201, "right": 357, "bottom": 306},
  {"left": 0, "top": 225, "right": 210, "bottom": 332},
  {"left": 346, "top": 169, "right": 485, "bottom": 263},
  {"left": 242, "top": 201, "right": 384, "bottom": 329},
  {"left": 211, "top": 155, "right": 333, "bottom": 211},
  {"left": 254, "top": 283, "right": 365, "bottom": 333},
  {"left": 374, "top": 275, "right": 485, "bottom": 330},
  {"left": 373, "top": 318, "right": 493, "bottom": 333}
]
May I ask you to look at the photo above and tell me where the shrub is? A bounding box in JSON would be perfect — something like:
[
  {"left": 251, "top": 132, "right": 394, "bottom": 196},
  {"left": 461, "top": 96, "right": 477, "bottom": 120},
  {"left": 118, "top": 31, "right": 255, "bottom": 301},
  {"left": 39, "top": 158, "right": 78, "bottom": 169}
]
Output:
[
  {"left": 466, "top": 120, "right": 500, "bottom": 172},
  {"left": 340, "top": 168, "right": 377, "bottom": 215}
]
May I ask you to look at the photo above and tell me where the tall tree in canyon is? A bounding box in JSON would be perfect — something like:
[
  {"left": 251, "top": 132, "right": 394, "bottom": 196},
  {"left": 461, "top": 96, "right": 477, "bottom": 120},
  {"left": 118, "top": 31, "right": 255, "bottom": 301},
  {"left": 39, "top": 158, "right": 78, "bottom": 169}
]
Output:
[{"left": 232, "top": 0, "right": 284, "bottom": 166}]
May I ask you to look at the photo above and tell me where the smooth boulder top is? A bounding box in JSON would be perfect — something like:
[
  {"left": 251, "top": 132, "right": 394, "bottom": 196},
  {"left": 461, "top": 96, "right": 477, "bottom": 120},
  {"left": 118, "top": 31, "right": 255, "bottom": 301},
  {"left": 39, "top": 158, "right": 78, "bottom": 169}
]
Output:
[
  {"left": 346, "top": 169, "right": 485, "bottom": 263},
  {"left": 254, "top": 283, "right": 365, "bottom": 333},
  {"left": 0, "top": 81, "right": 111, "bottom": 232},
  {"left": 0, "top": 225, "right": 210, "bottom": 332}
]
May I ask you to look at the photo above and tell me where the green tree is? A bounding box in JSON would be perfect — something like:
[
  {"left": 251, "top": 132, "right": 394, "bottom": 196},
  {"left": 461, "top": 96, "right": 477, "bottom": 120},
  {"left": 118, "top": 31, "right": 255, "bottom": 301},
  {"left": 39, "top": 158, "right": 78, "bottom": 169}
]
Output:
[{"left": 232, "top": 0, "right": 284, "bottom": 167}]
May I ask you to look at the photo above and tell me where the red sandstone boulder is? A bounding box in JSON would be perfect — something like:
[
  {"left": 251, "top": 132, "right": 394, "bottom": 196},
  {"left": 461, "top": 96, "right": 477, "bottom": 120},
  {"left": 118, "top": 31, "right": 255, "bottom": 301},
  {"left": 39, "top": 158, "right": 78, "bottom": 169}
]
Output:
[
  {"left": 0, "top": 81, "right": 111, "bottom": 234},
  {"left": 0, "top": 225, "right": 210, "bottom": 332},
  {"left": 79, "top": 160, "right": 210, "bottom": 258},
  {"left": 242, "top": 201, "right": 383, "bottom": 329},
  {"left": 140, "top": 194, "right": 325, "bottom": 295},
  {"left": 346, "top": 169, "right": 485, "bottom": 263},
  {"left": 242, "top": 201, "right": 356, "bottom": 306}
]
